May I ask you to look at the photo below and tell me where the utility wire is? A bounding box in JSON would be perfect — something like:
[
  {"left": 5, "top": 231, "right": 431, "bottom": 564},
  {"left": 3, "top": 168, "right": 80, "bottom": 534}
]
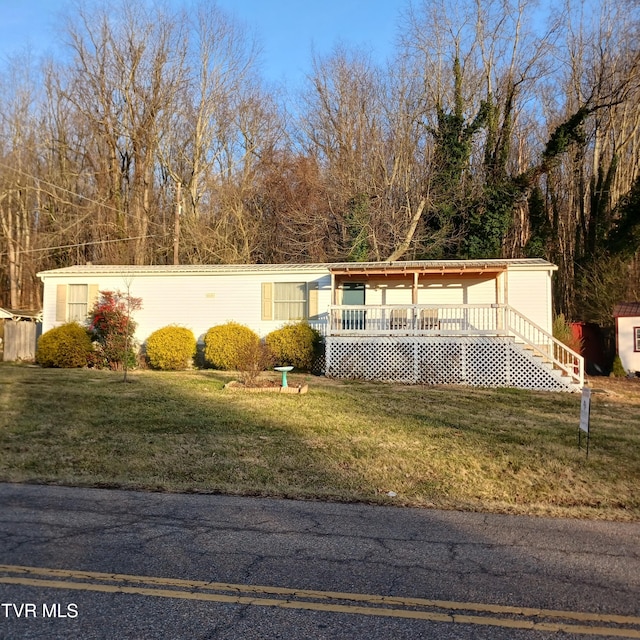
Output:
[
  {"left": 0, "top": 156, "right": 171, "bottom": 258},
  {"left": 0, "top": 234, "right": 163, "bottom": 258},
  {"left": 0, "top": 159, "right": 135, "bottom": 216}
]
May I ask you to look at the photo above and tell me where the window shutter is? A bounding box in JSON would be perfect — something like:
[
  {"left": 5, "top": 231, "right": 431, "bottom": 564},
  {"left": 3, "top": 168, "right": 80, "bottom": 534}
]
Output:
[
  {"left": 88, "top": 284, "right": 100, "bottom": 310},
  {"left": 261, "top": 282, "right": 273, "bottom": 321},
  {"left": 308, "top": 282, "right": 319, "bottom": 318},
  {"left": 55, "top": 285, "right": 67, "bottom": 322}
]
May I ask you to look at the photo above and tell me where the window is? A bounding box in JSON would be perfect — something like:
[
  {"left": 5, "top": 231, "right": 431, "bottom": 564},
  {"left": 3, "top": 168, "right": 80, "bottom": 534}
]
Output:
[
  {"left": 635, "top": 327, "right": 640, "bottom": 352},
  {"left": 274, "top": 282, "right": 307, "bottom": 321},
  {"left": 68, "top": 284, "right": 89, "bottom": 321},
  {"left": 56, "top": 284, "right": 99, "bottom": 322},
  {"left": 261, "top": 281, "right": 318, "bottom": 321}
]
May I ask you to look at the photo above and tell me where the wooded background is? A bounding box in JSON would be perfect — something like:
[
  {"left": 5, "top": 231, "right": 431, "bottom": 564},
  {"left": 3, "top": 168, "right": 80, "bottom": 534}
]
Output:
[{"left": 1, "top": 0, "right": 639, "bottom": 327}]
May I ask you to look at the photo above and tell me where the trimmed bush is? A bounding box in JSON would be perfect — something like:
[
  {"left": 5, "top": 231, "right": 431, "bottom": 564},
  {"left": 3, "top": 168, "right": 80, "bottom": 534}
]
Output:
[
  {"left": 204, "top": 322, "right": 260, "bottom": 370},
  {"left": 145, "top": 326, "right": 196, "bottom": 370},
  {"left": 611, "top": 355, "right": 627, "bottom": 377},
  {"left": 265, "top": 322, "right": 321, "bottom": 371},
  {"left": 36, "top": 322, "right": 93, "bottom": 368}
]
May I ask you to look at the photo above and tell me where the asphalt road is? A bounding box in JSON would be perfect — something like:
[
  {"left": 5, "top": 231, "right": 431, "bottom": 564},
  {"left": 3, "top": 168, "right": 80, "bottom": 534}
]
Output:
[{"left": 0, "top": 483, "right": 639, "bottom": 639}]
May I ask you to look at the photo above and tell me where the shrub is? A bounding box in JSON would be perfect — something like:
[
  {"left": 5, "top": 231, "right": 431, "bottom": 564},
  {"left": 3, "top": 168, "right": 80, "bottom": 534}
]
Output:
[
  {"left": 36, "top": 322, "right": 93, "bottom": 368},
  {"left": 145, "top": 326, "right": 196, "bottom": 370},
  {"left": 265, "top": 322, "right": 322, "bottom": 371},
  {"left": 611, "top": 355, "right": 627, "bottom": 377},
  {"left": 236, "top": 339, "right": 275, "bottom": 386},
  {"left": 204, "top": 322, "right": 260, "bottom": 370}
]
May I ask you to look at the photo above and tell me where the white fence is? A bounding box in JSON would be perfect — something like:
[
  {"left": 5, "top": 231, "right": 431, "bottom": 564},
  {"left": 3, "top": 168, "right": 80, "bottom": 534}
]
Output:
[{"left": 2, "top": 321, "right": 40, "bottom": 361}]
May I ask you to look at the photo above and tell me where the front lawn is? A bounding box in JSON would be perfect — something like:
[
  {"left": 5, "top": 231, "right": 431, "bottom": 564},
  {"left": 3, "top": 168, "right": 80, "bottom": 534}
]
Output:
[{"left": 1, "top": 364, "right": 638, "bottom": 520}]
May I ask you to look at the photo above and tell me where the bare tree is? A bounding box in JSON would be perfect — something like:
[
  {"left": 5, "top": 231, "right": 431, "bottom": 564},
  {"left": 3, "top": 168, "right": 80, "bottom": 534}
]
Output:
[
  {"left": 60, "top": 1, "right": 188, "bottom": 264},
  {"left": 0, "top": 56, "right": 42, "bottom": 309}
]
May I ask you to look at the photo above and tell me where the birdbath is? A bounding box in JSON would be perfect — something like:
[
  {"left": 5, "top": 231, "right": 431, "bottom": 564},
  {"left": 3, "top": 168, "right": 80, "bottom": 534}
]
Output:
[{"left": 274, "top": 366, "right": 294, "bottom": 388}]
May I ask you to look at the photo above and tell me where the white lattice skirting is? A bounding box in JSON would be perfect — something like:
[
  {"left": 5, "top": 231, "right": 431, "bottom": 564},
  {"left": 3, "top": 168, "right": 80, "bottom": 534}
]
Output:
[{"left": 325, "top": 336, "right": 579, "bottom": 392}]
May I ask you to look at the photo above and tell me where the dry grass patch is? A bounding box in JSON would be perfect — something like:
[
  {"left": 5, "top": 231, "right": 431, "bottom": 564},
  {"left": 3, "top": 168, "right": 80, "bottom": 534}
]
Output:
[{"left": 0, "top": 365, "right": 638, "bottom": 520}]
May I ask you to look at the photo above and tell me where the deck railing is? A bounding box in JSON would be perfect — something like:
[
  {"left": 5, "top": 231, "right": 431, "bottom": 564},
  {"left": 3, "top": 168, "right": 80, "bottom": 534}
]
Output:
[
  {"left": 329, "top": 303, "right": 505, "bottom": 336},
  {"left": 504, "top": 305, "right": 584, "bottom": 387},
  {"left": 328, "top": 303, "right": 584, "bottom": 387}
]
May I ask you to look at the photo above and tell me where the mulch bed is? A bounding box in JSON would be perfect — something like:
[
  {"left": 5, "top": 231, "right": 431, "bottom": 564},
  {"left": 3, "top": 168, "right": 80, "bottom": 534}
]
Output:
[{"left": 223, "top": 380, "right": 308, "bottom": 394}]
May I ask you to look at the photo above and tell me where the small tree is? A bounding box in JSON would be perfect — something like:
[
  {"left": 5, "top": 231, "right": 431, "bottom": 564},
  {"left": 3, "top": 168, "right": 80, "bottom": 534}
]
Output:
[
  {"left": 88, "top": 290, "right": 142, "bottom": 373},
  {"left": 611, "top": 355, "right": 627, "bottom": 377},
  {"left": 552, "top": 313, "right": 583, "bottom": 354},
  {"left": 235, "top": 339, "right": 274, "bottom": 386}
]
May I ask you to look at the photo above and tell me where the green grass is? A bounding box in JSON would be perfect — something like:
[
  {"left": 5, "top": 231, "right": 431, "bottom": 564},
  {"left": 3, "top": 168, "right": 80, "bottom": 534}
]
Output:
[{"left": 1, "top": 364, "right": 639, "bottom": 520}]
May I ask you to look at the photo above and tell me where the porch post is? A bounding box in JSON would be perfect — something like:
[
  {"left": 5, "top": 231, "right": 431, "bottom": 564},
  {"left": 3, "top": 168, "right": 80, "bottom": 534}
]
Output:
[
  {"left": 413, "top": 272, "right": 419, "bottom": 332},
  {"left": 496, "top": 271, "right": 507, "bottom": 332}
]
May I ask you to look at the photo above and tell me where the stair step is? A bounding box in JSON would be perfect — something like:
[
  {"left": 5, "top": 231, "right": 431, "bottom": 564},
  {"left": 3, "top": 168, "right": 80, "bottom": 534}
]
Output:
[{"left": 512, "top": 341, "right": 580, "bottom": 391}]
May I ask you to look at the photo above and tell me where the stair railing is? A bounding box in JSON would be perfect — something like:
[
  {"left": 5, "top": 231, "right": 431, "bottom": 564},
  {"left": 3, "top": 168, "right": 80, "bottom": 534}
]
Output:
[{"left": 503, "top": 305, "right": 584, "bottom": 388}]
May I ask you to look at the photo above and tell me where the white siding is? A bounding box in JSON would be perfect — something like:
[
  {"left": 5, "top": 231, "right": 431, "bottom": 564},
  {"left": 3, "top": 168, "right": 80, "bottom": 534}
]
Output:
[
  {"left": 42, "top": 271, "right": 331, "bottom": 342},
  {"left": 506, "top": 268, "right": 553, "bottom": 333},
  {"left": 364, "top": 279, "right": 412, "bottom": 305},
  {"left": 617, "top": 317, "right": 640, "bottom": 373},
  {"left": 466, "top": 277, "right": 497, "bottom": 304},
  {"left": 420, "top": 276, "right": 496, "bottom": 305}
]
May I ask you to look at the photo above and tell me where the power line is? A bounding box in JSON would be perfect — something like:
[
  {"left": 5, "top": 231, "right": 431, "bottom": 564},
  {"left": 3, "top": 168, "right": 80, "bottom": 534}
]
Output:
[
  {"left": 0, "top": 158, "right": 175, "bottom": 217},
  {"left": 0, "top": 234, "right": 162, "bottom": 258},
  {"left": 0, "top": 155, "right": 170, "bottom": 259}
]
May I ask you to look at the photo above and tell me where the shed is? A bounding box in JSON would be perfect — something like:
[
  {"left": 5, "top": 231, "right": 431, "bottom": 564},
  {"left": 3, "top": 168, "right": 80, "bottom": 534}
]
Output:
[{"left": 613, "top": 302, "right": 640, "bottom": 375}]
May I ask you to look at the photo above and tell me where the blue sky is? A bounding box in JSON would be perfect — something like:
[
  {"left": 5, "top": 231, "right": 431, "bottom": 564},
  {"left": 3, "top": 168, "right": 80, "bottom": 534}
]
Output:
[{"left": 0, "top": 0, "right": 404, "bottom": 86}]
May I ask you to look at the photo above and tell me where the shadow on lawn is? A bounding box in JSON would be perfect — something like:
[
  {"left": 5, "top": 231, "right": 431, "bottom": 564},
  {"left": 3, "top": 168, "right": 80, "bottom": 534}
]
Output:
[
  {"left": 0, "top": 366, "right": 379, "bottom": 502},
  {"left": 1, "top": 365, "right": 639, "bottom": 517},
  {"left": 2, "top": 365, "right": 640, "bottom": 631}
]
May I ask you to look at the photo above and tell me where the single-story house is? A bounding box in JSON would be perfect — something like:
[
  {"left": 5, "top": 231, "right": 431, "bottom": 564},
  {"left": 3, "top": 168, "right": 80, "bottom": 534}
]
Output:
[
  {"left": 37, "top": 259, "right": 583, "bottom": 391},
  {"left": 613, "top": 302, "right": 640, "bottom": 375}
]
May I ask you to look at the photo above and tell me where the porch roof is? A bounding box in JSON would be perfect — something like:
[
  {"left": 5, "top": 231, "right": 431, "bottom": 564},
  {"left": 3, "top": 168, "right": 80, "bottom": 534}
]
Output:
[{"left": 328, "top": 258, "right": 554, "bottom": 277}]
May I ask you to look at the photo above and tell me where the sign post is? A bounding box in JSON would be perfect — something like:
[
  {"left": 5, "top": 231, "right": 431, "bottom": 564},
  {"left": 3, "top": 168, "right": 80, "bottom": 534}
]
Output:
[{"left": 579, "top": 387, "right": 591, "bottom": 458}]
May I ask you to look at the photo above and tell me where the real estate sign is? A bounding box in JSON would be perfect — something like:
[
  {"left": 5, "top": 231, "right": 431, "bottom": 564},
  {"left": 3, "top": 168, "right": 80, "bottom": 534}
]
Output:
[{"left": 579, "top": 388, "right": 591, "bottom": 433}]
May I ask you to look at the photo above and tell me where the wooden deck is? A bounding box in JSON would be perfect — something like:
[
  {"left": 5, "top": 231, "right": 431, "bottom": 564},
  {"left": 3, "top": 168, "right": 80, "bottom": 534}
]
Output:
[{"left": 327, "top": 303, "right": 584, "bottom": 388}]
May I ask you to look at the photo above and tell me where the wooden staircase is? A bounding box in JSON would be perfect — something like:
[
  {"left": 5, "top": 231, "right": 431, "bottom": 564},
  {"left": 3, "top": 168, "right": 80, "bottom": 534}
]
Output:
[{"left": 504, "top": 306, "right": 583, "bottom": 391}]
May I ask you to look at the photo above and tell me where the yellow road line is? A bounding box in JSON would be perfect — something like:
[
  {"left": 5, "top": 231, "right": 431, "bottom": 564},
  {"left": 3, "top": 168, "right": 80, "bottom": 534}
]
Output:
[{"left": 1, "top": 565, "right": 639, "bottom": 638}]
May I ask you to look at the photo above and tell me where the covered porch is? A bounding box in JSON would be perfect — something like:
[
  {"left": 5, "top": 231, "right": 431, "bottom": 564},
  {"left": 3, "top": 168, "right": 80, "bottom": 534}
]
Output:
[
  {"left": 329, "top": 303, "right": 506, "bottom": 336},
  {"left": 324, "top": 260, "right": 583, "bottom": 390},
  {"left": 328, "top": 260, "right": 509, "bottom": 337},
  {"left": 329, "top": 260, "right": 509, "bottom": 312}
]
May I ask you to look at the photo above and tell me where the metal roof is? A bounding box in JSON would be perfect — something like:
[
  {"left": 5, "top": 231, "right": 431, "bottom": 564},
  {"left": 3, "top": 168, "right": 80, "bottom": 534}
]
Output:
[
  {"left": 38, "top": 258, "right": 556, "bottom": 278},
  {"left": 328, "top": 258, "right": 554, "bottom": 274},
  {"left": 613, "top": 302, "right": 640, "bottom": 317},
  {"left": 37, "top": 263, "right": 332, "bottom": 277}
]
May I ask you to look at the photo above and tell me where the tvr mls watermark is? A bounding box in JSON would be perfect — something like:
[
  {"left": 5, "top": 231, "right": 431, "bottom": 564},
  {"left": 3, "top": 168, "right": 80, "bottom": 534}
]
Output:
[{"left": 1, "top": 602, "right": 78, "bottom": 618}]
